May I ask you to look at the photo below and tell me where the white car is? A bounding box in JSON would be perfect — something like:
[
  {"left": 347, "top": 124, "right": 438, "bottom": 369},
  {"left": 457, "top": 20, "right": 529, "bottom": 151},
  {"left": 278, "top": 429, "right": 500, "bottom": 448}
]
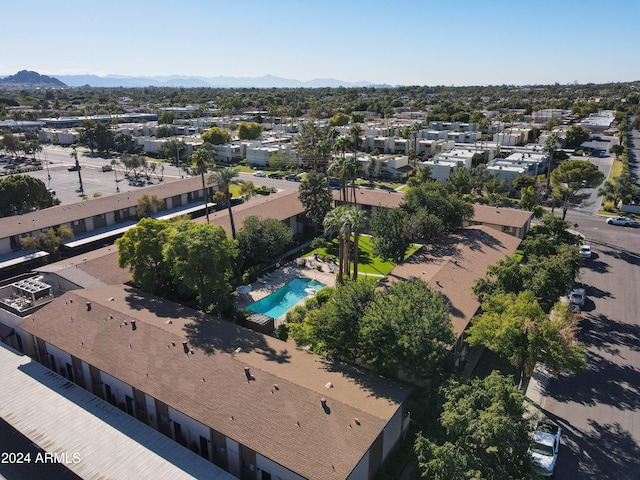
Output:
[
  {"left": 569, "top": 288, "right": 586, "bottom": 306},
  {"left": 253, "top": 171, "right": 266, "bottom": 177},
  {"left": 606, "top": 216, "right": 634, "bottom": 226},
  {"left": 530, "top": 421, "right": 562, "bottom": 477},
  {"left": 579, "top": 245, "right": 592, "bottom": 258}
]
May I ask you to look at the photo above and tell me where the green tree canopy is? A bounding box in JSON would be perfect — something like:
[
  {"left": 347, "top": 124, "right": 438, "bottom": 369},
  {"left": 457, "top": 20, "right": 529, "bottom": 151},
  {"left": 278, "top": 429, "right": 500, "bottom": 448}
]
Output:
[
  {"left": 415, "top": 372, "right": 533, "bottom": 480},
  {"left": 467, "top": 291, "right": 585, "bottom": 378},
  {"left": 237, "top": 216, "right": 293, "bottom": 269},
  {"left": 371, "top": 207, "right": 411, "bottom": 263},
  {"left": 328, "top": 112, "right": 350, "bottom": 126},
  {"left": 267, "top": 152, "right": 293, "bottom": 170},
  {"left": 359, "top": 279, "right": 454, "bottom": 381},
  {"left": 238, "top": 122, "right": 262, "bottom": 140},
  {"left": 201, "top": 126, "right": 231, "bottom": 145},
  {"left": 298, "top": 171, "right": 332, "bottom": 229},
  {"left": 0, "top": 175, "right": 58, "bottom": 217},
  {"left": 550, "top": 159, "right": 605, "bottom": 219},
  {"left": 564, "top": 125, "right": 590, "bottom": 149},
  {"left": 163, "top": 221, "right": 237, "bottom": 314},
  {"left": 116, "top": 218, "right": 173, "bottom": 294}
]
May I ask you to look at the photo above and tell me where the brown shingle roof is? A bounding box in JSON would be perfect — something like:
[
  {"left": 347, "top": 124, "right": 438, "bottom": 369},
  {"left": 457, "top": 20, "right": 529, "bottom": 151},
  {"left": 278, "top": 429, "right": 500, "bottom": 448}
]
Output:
[
  {"left": 200, "top": 190, "right": 305, "bottom": 234},
  {"left": 20, "top": 285, "right": 410, "bottom": 480},
  {"left": 35, "top": 245, "right": 131, "bottom": 287},
  {"left": 1, "top": 177, "right": 204, "bottom": 238},
  {"left": 470, "top": 204, "right": 533, "bottom": 229},
  {"left": 386, "top": 226, "right": 522, "bottom": 338},
  {"left": 333, "top": 188, "right": 405, "bottom": 209},
  {"left": 334, "top": 189, "right": 533, "bottom": 229}
]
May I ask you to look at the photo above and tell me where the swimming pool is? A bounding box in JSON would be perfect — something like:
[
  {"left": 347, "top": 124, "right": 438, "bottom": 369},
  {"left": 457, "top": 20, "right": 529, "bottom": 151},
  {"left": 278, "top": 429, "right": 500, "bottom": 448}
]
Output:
[{"left": 247, "top": 277, "right": 325, "bottom": 318}]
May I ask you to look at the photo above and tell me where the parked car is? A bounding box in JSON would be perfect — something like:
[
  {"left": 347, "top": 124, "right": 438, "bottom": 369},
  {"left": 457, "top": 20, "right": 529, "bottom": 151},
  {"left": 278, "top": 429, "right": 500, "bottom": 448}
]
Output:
[
  {"left": 284, "top": 174, "right": 300, "bottom": 181},
  {"left": 579, "top": 245, "right": 592, "bottom": 259},
  {"left": 68, "top": 165, "right": 79, "bottom": 171},
  {"left": 530, "top": 420, "right": 562, "bottom": 477},
  {"left": 606, "top": 216, "right": 634, "bottom": 226},
  {"left": 267, "top": 172, "right": 283, "bottom": 179},
  {"left": 253, "top": 171, "right": 266, "bottom": 177},
  {"left": 329, "top": 178, "right": 340, "bottom": 188},
  {"left": 47, "top": 188, "right": 56, "bottom": 196},
  {"left": 102, "top": 164, "right": 113, "bottom": 172},
  {"left": 569, "top": 288, "right": 586, "bottom": 306}
]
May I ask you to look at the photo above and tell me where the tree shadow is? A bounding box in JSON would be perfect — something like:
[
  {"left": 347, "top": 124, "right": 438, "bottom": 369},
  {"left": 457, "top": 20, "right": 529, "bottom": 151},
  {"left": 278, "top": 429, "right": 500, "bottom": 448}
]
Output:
[
  {"left": 598, "top": 247, "right": 640, "bottom": 266},
  {"left": 182, "top": 315, "right": 292, "bottom": 364},
  {"left": 579, "top": 312, "right": 640, "bottom": 354},
  {"left": 121, "top": 286, "right": 293, "bottom": 364},
  {"left": 583, "top": 256, "right": 611, "bottom": 274},
  {"left": 532, "top": 408, "right": 640, "bottom": 480},
  {"left": 547, "top": 349, "right": 640, "bottom": 410},
  {"left": 577, "top": 421, "right": 640, "bottom": 479}
]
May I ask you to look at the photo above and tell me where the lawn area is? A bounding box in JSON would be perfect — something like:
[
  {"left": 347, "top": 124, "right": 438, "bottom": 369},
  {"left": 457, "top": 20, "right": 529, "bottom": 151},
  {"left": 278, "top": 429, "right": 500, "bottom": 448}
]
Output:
[{"left": 308, "top": 235, "right": 420, "bottom": 276}]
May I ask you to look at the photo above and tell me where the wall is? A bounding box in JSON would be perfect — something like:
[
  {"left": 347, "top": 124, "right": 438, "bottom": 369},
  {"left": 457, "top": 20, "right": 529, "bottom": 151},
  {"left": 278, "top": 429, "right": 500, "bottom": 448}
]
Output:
[
  {"left": 167, "top": 406, "right": 211, "bottom": 455},
  {"left": 225, "top": 438, "right": 241, "bottom": 478},
  {"left": 256, "top": 454, "right": 305, "bottom": 480},
  {"left": 99, "top": 370, "right": 134, "bottom": 410}
]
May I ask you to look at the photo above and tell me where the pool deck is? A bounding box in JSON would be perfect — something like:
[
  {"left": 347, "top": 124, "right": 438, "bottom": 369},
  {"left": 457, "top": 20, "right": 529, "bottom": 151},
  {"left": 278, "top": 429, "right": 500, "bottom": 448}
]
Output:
[{"left": 235, "top": 260, "right": 336, "bottom": 327}]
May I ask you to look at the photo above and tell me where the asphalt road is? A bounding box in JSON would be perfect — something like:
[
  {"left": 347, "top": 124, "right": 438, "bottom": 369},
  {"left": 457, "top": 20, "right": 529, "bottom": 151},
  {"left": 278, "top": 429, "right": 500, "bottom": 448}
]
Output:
[{"left": 538, "top": 209, "right": 640, "bottom": 479}]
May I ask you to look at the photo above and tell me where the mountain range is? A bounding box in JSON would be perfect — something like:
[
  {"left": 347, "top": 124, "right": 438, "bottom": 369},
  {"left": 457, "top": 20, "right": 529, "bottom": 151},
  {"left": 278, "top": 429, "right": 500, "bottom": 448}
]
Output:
[{"left": 0, "top": 70, "right": 381, "bottom": 88}]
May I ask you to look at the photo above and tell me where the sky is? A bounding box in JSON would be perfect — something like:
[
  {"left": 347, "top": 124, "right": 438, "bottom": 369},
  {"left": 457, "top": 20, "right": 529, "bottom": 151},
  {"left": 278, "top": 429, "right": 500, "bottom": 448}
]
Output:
[{"left": 3, "top": 0, "right": 639, "bottom": 87}]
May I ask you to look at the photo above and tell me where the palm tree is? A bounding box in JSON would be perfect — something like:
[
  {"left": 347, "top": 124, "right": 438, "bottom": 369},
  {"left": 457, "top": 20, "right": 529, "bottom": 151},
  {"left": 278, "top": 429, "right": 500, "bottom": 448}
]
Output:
[
  {"left": 323, "top": 206, "right": 352, "bottom": 284},
  {"left": 207, "top": 167, "right": 243, "bottom": 239},
  {"left": 190, "top": 148, "right": 216, "bottom": 223},
  {"left": 70, "top": 147, "right": 83, "bottom": 194},
  {"left": 543, "top": 132, "right": 562, "bottom": 189},
  {"left": 345, "top": 157, "right": 360, "bottom": 205},
  {"left": 349, "top": 123, "right": 362, "bottom": 159},
  {"left": 347, "top": 207, "right": 368, "bottom": 280}
]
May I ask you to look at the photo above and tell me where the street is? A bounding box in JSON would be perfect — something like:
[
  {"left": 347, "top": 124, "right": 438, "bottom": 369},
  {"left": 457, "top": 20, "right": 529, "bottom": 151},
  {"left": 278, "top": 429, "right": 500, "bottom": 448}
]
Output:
[{"left": 539, "top": 209, "right": 640, "bottom": 479}]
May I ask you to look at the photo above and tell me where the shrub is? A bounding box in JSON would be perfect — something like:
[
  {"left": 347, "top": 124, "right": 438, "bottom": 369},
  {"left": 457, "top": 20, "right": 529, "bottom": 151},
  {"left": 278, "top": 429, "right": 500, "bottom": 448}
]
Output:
[
  {"left": 277, "top": 323, "right": 289, "bottom": 341},
  {"left": 286, "top": 305, "right": 307, "bottom": 324},
  {"left": 310, "top": 237, "right": 328, "bottom": 250}
]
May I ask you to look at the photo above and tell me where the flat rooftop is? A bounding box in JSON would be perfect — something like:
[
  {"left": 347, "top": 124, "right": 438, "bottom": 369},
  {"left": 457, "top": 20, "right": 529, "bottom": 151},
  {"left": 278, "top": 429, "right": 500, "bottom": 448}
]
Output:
[{"left": 0, "top": 343, "right": 234, "bottom": 480}]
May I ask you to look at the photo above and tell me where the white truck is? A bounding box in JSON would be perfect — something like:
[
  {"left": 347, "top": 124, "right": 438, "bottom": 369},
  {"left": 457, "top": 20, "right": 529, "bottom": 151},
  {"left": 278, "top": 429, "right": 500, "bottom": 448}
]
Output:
[{"left": 530, "top": 420, "right": 561, "bottom": 477}]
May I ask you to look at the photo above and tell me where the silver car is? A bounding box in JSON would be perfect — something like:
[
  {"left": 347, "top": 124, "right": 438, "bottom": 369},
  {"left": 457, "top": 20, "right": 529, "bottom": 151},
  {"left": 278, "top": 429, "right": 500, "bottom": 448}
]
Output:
[{"left": 606, "top": 216, "right": 634, "bottom": 226}]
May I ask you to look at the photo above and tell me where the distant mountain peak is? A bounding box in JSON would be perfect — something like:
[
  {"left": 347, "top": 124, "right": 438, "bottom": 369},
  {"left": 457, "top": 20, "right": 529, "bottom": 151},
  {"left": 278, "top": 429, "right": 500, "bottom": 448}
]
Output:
[{"left": 0, "top": 70, "right": 66, "bottom": 87}]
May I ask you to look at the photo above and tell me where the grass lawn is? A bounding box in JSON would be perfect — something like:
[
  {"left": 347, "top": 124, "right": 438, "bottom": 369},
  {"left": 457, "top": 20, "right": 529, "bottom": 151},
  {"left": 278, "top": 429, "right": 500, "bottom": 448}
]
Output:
[{"left": 308, "top": 235, "right": 420, "bottom": 276}]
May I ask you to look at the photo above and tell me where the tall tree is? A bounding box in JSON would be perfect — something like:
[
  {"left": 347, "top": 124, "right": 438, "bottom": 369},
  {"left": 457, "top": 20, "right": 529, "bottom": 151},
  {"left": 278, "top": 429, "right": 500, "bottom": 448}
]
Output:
[
  {"left": 360, "top": 278, "right": 455, "bottom": 380},
  {"left": 163, "top": 221, "right": 237, "bottom": 314},
  {"left": 550, "top": 159, "right": 605, "bottom": 220},
  {"left": 306, "top": 279, "right": 378, "bottom": 362},
  {"left": 207, "top": 167, "right": 243, "bottom": 239},
  {"left": 415, "top": 372, "right": 533, "bottom": 480},
  {"left": 298, "top": 171, "right": 332, "bottom": 231},
  {"left": 371, "top": 207, "right": 411, "bottom": 263},
  {"left": 323, "top": 206, "right": 352, "bottom": 283},
  {"left": 0, "top": 175, "right": 58, "bottom": 217},
  {"left": 466, "top": 291, "right": 585, "bottom": 382},
  {"left": 189, "top": 148, "right": 215, "bottom": 223},
  {"left": 543, "top": 131, "right": 562, "bottom": 188},
  {"left": 116, "top": 218, "right": 173, "bottom": 294},
  {"left": 347, "top": 207, "right": 368, "bottom": 280},
  {"left": 70, "top": 147, "right": 83, "bottom": 194}
]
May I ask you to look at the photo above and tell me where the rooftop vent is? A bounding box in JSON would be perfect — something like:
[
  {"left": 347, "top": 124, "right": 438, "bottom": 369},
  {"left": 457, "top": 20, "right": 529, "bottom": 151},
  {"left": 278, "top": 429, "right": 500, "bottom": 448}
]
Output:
[
  {"left": 182, "top": 341, "right": 189, "bottom": 354},
  {"left": 131, "top": 320, "right": 137, "bottom": 331},
  {"left": 86, "top": 302, "right": 91, "bottom": 311}
]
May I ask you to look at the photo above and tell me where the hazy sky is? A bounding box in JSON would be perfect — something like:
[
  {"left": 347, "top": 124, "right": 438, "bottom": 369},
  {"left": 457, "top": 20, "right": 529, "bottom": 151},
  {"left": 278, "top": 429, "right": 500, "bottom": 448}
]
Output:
[{"left": 3, "top": 0, "right": 638, "bottom": 86}]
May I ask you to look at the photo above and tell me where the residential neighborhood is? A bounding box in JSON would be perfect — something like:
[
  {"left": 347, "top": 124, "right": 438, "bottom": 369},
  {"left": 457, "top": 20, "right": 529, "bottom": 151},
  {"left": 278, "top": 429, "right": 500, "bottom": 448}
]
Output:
[{"left": 1, "top": 66, "right": 640, "bottom": 480}]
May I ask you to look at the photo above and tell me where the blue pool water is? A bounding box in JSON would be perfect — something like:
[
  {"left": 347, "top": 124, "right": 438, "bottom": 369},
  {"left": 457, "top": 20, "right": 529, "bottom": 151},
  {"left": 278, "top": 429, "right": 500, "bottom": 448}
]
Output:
[{"left": 247, "top": 277, "right": 325, "bottom": 318}]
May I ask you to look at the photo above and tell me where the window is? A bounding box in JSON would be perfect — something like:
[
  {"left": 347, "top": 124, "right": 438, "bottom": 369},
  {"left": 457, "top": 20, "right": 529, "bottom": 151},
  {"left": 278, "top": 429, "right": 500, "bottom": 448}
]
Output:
[
  {"left": 502, "top": 225, "right": 515, "bottom": 233},
  {"left": 241, "top": 459, "right": 255, "bottom": 472}
]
